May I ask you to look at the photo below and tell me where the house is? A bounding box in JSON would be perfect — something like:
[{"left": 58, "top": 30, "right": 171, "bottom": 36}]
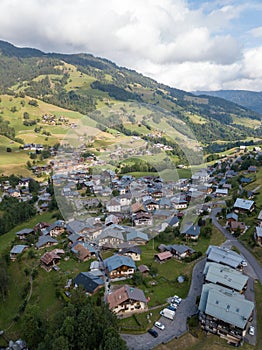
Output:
[
  {"left": 105, "top": 214, "right": 120, "bottom": 226},
  {"left": 258, "top": 210, "right": 262, "bottom": 225},
  {"left": 10, "top": 245, "right": 28, "bottom": 261},
  {"left": 119, "top": 246, "right": 142, "bottom": 261},
  {"left": 74, "top": 271, "right": 104, "bottom": 295},
  {"left": 67, "top": 233, "right": 84, "bottom": 245},
  {"left": 16, "top": 228, "right": 34, "bottom": 240},
  {"left": 143, "top": 198, "right": 159, "bottom": 211},
  {"left": 254, "top": 226, "right": 262, "bottom": 245},
  {"left": 233, "top": 198, "right": 255, "bottom": 212},
  {"left": 40, "top": 251, "right": 62, "bottom": 271},
  {"left": 132, "top": 212, "right": 153, "bottom": 226},
  {"left": 166, "top": 215, "right": 179, "bottom": 228},
  {"left": 153, "top": 209, "right": 174, "bottom": 220},
  {"left": 248, "top": 165, "right": 257, "bottom": 173},
  {"left": 103, "top": 254, "right": 136, "bottom": 279},
  {"left": 198, "top": 283, "right": 254, "bottom": 346},
  {"left": 181, "top": 224, "right": 200, "bottom": 240},
  {"left": 229, "top": 221, "right": 246, "bottom": 235},
  {"left": 206, "top": 245, "right": 243, "bottom": 269},
  {"left": 226, "top": 213, "right": 238, "bottom": 226},
  {"left": 203, "top": 262, "right": 248, "bottom": 293},
  {"left": 125, "top": 228, "right": 149, "bottom": 245},
  {"left": 171, "top": 198, "right": 188, "bottom": 210},
  {"left": 6, "top": 339, "right": 28, "bottom": 350},
  {"left": 35, "top": 236, "right": 58, "bottom": 249},
  {"left": 107, "top": 284, "right": 148, "bottom": 316},
  {"left": 71, "top": 243, "right": 92, "bottom": 262},
  {"left": 106, "top": 198, "right": 121, "bottom": 212},
  {"left": 42, "top": 220, "right": 65, "bottom": 237},
  {"left": 215, "top": 188, "right": 228, "bottom": 197},
  {"left": 97, "top": 225, "right": 125, "bottom": 248},
  {"left": 166, "top": 244, "right": 195, "bottom": 260},
  {"left": 155, "top": 251, "right": 173, "bottom": 263},
  {"left": 138, "top": 264, "right": 150, "bottom": 274}
]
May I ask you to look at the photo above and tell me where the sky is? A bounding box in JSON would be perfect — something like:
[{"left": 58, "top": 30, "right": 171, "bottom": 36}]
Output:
[{"left": 0, "top": 0, "right": 262, "bottom": 92}]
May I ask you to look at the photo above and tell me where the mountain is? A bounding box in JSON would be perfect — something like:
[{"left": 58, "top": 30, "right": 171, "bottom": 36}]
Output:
[
  {"left": 193, "top": 90, "right": 262, "bottom": 114},
  {"left": 0, "top": 40, "right": 261, "bottom": 155}
]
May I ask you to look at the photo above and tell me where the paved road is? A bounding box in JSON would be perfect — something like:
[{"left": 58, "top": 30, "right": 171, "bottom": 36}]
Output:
[
  {"left": 211, "top": 208, "right": 262, "bottom": 285},
  {"left": 121, "top": 258, "right": 206, "bottom": 350}
]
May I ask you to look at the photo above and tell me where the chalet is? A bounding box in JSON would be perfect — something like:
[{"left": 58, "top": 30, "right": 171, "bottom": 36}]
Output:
[
  {"left": 40, "top": 251, "right": 62, "bottom": 271},
  {"left": 248, "top": 165, "right": 257, "bottom": 173},
  {"left": 132, "top": 212, "right": 153, "bottom": 226},
  {"left": 171, "top": 198, "right": 188, "bottom": 210},
  {"left": 229, "top": 221, "right": 246, "bottom": 235},
  {"left": 153, "top": 209, "right": 174, "bottom": 220},
  {"left": 71, "top": 243, "right": 92, "bottom": 262},
  {"left": 97, "top": 225, "right": 125, "bottom": 248},
  {"left": 258, "top": 210, "right": 262, "bottom": 225},
  {"left": 233, "top": 198, "right": 255, "bottom": 213},
  {"left": 103, "top": 254, "right": 136, "bottom": 279},
  {"left": 166, "top": 244, "right": 195, "bottom": 260},
  {"left": 16, "top": 228, "right": 34, "bottom": 240},
  {"left": 143, "top": 198, "right": 159, "bottom": 211},
  {"left": 203, "top": 262, "right": 248, "bottom": 293},
  {"left": 42, "top": 220, "right": 65, "bottom": 237},
  {"left": 206, "top": 245, "right": 243, "bottom": 269},
  {"left": 166, "top": 215, "right": 179, "bottom": 228},
  {"left": 215, "top": 188, "right": 228, "bottom": 197},
  {"left": 158, "top": 197, "right": 172, "bottom": 209},
  {"left": 119, "top": 246, "right": 142, "bottom": 261},
  {"left": 7, "top": 188, "right": 21, "bottom": 198},
  {"left": 254, "top": 226, "right": 262, "bottom": 245},
  {"left": 155, "top": 251, "right": 173, "bottom": 263},
  {"left": 67, "top": 233, "right": 84, "bottom": 245},
  {"left": 107, "top": 285, "right": 148, "bottom": 316},
  {"left": 131, "top": 202, "right": 147, "bottom": 214},
  {"left": 74, "top": 271, "right": 104, "bottom": 295},
  {"left": 138, "top": 264, "right": 150, "bottom": 274},
  {"left": 125, "top": 228, "right": 149, "bottom": 245},
  {"left": 199, "top": 283, "right": 254, "bottom": 346},
  {"left": 35, "top": 236, "right": 58, "bottom": 249},
  {"left": 118, "top": 193, "right": 132, "bottom": 207},
  {"left": 181, "top": 224, "right": 200, "bottom": 240},
  {"left": 105, "top": 214, "right": 119, "bottom": 226},
  {"left": 226, "top": 213, "right": 238, "bottom": 226},
  {"left": 106, "top": 198, "right": 121, "bottom": 213},
  {"left": 10, "top": 245, "right": 28, "bottom": 261}
]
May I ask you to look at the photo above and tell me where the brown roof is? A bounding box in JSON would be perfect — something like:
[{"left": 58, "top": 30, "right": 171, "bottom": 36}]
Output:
[
  {"left": 155, "top": 251, "right": 173, "bottom": 261},
  {"left": 138, "top": 264, "right": 150, "bottom": 273},
  {"left": 40, "top": 251, "right": 61, "bottom": 265},
  {"left": 230, "top": 221, "right": 246, "bottom": 231},
  {"left": 74, "top": 243, "right": 91, "bottom": 261},
  {"left": 131, "top": 202, "right": 146, "bottom": 213},
  {"left": 107, "top": 284, "right": 147, "bottom": 309}
]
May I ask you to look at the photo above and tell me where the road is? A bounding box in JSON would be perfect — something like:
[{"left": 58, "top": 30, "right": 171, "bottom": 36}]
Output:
[
  {"left": 121, "top": 258, "right": 206, "bottom": 350},
  {"left": 211, "top": 208, "right": 262, "bottom": 285}
]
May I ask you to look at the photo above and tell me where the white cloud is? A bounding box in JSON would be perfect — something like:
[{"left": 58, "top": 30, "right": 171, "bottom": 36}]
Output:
[{"left": 0, "top": 0, "right": 261, "bottom": 91}]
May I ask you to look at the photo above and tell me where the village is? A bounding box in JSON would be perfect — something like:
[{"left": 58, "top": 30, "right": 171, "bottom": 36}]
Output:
[{"left": 0, "top": 144, "right": 262, "bottom": 349}]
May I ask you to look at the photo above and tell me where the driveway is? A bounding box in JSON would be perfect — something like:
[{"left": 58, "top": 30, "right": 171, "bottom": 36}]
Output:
[{"left": 121, "top": 258, "right": 206, "bottom": 350}]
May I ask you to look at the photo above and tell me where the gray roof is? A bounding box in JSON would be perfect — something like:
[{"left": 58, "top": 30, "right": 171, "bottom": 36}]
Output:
[
  {"left": 226, "top": 213, "right": 238, "bottom": 221},
  {"left": 126, "top": 229, "right": 149, "bottom": 242},
  {"left": 258, "top": 210, "right": 262, "bottom": 221},
  {"left": 181, "top": 224, "right": 200, "bottom": 236},
  {"left": 74, "top": 272, "right": 104, "bottom": 293},
  {"left": 104, "top": 254, "right": 136, "bottom": 272},
  {"left": 204, "top": 288, "right": 254, "bottom": 329},
  {"left": 199, "top": 283, "right": 244, "bottom": 312},
  {"left": 125, "top": 284, "right": 147, "bottom": 303},
  {"left": 255, "top": 226, "right": 262, "bottom": 238},
  {"left": 168, "top": 244, "right": 195, "bottom": 255},
  {"left": 234, "top": 198, "right": 254, "bottom": 211},
  {"left": 36, "top": 236, "right": 58, "bottom": 249},
  {"left": 204, "top": 262, "right": 248, "bottom": 291},
  {"left": 16, "top": 228, "right": 34, "bottom": 236},
  {"left": 206, "top": 245, "right": 243, "bottom": 268},
  {"left": 10, "top": 245, "right": 28, "bottom": 254}
]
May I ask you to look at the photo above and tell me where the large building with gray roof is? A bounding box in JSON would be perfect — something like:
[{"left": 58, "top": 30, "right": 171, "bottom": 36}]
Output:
[
  {"left": 204, "top": 262, "right": 248, "bottom": 292},
  {"left": 206, "top": 245, "right": 243, "bottom": 269}
]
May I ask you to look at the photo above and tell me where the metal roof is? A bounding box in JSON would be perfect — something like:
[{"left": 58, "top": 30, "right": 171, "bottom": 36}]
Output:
[
  {"left": 204, "top": 262, "right": 248, "bottom": 291},
  {"left": 234, "top": 198, "right": 254, "bottom": 211},
  {"left": 206, "top": 245, "right": 243, "bottom": 268},
  {"left": 199, "top": 283, "right": 244, "bottom": 312},
  {"left": 205, "top": 289, "right": 254, "bottom": 329},
  {"left": 10, "top": 245, "right": 28, "bottom": 254},
  {"left": 103, "top": 254, "right": 136, "bottom": 272}
]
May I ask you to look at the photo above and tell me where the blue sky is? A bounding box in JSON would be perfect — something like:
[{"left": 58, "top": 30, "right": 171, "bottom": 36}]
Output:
[{"left": 0, "top": 0, "right": 261, "bottom": 91}]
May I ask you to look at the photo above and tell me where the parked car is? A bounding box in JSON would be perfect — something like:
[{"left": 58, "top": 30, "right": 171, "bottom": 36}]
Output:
[
  {"left": 241, "top": 260, "right": 248, "bottom": 267},
  {"left": 249, "top": 326, "right": 255, "bottom": 336},
  {"left": 172, "top": 295, "right": 182, "bottom": 304},
  {"left": 154, "top": 321, "right": 165, "bottom": 330},
  {"left": 167, "top": 305, "right": 176, "bottom": 312},
  {"left": 148, "top": 328, "right": 158, "bottom": 338}
]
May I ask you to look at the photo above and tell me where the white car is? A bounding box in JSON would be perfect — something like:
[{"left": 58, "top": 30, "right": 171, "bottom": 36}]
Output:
[
  {"left": 172, "top": 295, "right": 182, "bottom": 304},
  {"left": 154, "top": 321, "right": 165, "bottom": 330},
  {"left": 241, "top": 260, "right": 248, "bottom": 267},
  {"left": 249, "top": 326, "right": 255, "bottom": 336}
]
